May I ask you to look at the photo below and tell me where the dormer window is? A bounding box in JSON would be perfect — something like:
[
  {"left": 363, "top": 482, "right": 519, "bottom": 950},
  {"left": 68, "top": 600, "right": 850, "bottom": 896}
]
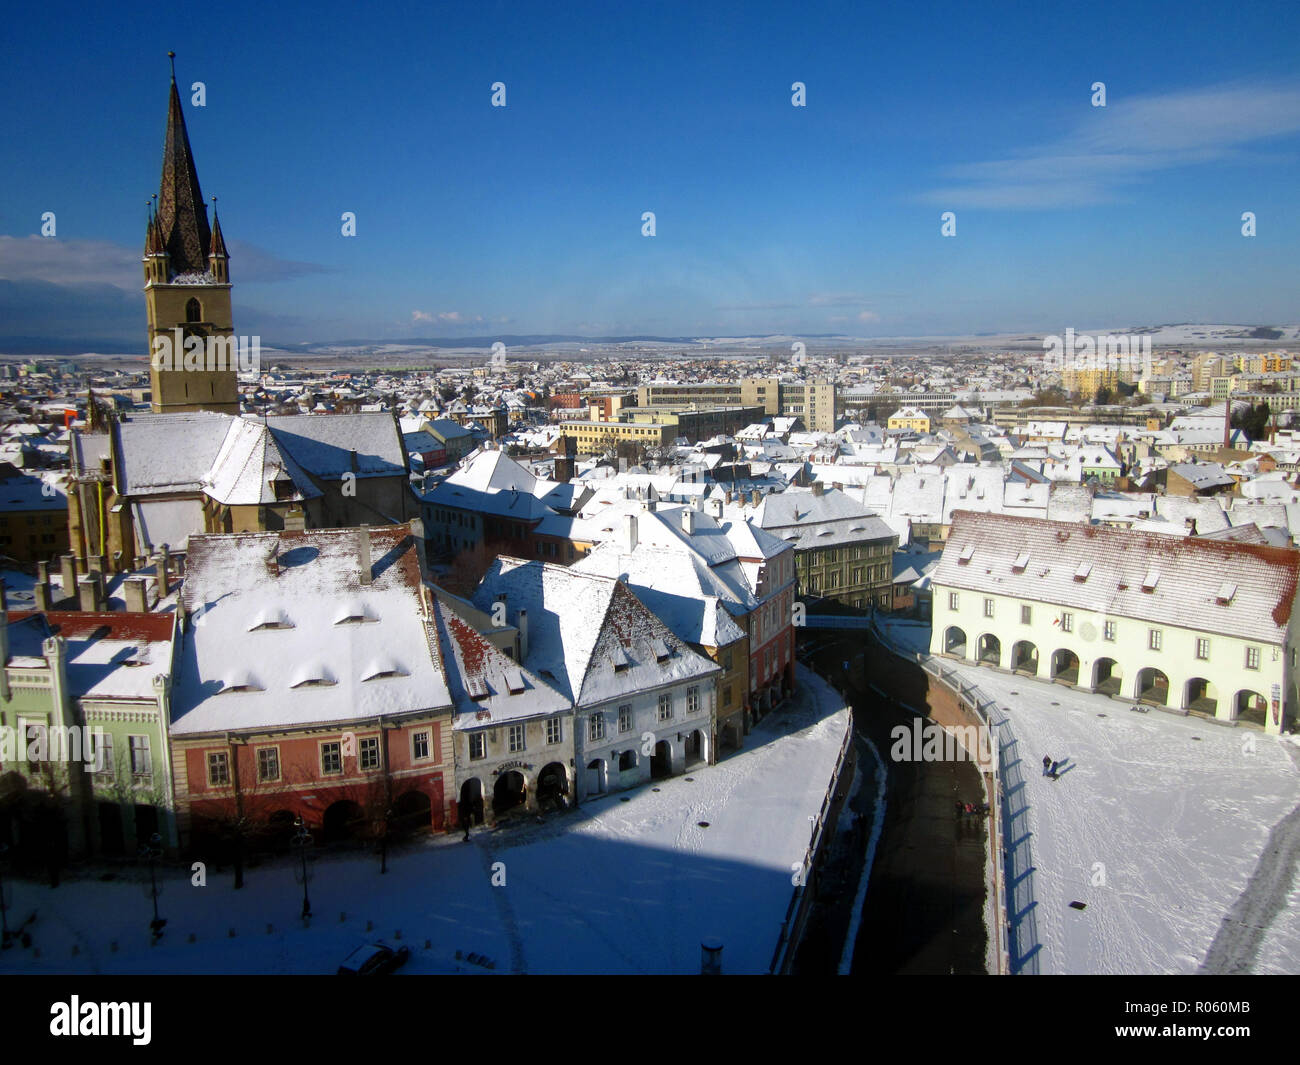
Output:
[
  {"left": 249, "top": 607, "right": 293, "bottom": 631},
  {"left": 1215, "top": 582, "right": 1237, "bottom": 605},
  {"left": 289, "top": 662, "right": 336, "bottom": 689},
  {"left": 1011, "top": 551, "right": 1030, "bottom": 573},
  {"left": 467, "top": 676, "right": 490, "bottom": 700},
  {"left": 1074, "top": 561, "right": 1092, "bottom": 582},
  {"left": 612, "top": 647, "right": 630, "bottom": 672},
  {"left": 957, "top": 544, "right": 974, "bottom": 565},
  {"left": 334, "top": 600, "right": 375, "bottom": 625},
  {"left": 1141, "top": 569, "right": 1160, "bottom": 593}
]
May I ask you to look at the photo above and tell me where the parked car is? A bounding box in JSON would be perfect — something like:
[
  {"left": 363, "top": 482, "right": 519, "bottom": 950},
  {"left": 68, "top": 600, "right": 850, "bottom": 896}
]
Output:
[{"left": 336, "top": 942, "right": 411, "bottom": 976}]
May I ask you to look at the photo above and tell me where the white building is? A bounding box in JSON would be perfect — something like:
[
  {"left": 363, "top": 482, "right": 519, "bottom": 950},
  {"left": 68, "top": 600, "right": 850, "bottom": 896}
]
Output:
[
  {"left": 472, "top": 558, "right": 721, "bottom": 800},
  {"left": 930, "top": 510, "right": 1300, "bottom": 734}
]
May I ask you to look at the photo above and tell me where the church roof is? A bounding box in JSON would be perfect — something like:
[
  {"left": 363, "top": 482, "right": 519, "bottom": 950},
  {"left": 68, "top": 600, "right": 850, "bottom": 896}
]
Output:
[{"left": 155, "top": 72, "right": 212, "bottom": 275}]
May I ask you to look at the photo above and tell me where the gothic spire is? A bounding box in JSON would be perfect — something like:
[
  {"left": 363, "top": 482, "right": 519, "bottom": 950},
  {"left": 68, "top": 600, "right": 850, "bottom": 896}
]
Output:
[{"left": 155, "top": 54, "right": 211, "bottom": 275}]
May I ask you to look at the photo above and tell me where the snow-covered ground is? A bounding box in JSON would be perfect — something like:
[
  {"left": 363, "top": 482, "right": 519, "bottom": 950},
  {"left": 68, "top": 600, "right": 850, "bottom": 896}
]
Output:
[
  {"left": 880, "top": 614, "right": 1300, "bottom": 975},
  {"left": 0, "top": 666, "right": 849, "bottom": 976}
]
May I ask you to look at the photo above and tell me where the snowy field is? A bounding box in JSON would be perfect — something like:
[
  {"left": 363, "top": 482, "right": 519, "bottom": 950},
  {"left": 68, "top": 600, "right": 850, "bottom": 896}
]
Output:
[
  {"left": 0, "top": 666, "right": 849, "bottom": 976},
  {"left": 930, "top": 654, "right": 1300, "bottom": 975}
]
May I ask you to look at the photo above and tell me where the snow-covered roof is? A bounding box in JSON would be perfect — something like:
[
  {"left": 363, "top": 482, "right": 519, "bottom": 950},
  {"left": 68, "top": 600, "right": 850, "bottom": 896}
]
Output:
[
  {"left": 936, "top": 510, "right": 1300, "bottom": 643},
  {"left": 172, "top": 524, "right": 450, "bottom": 733},
  {"left": 471, "top": 558, "right": 720, "bottom": 708}
]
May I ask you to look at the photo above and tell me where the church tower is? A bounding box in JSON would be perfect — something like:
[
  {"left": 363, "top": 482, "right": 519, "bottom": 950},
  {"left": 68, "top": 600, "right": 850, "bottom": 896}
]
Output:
[{"left": 144, "top": 54, "right": 240, "bottom": 415}]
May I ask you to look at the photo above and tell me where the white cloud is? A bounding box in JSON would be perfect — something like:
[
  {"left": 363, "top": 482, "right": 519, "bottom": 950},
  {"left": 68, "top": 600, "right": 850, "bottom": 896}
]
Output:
[{"left": 918, "top": 80, "right": 1300, "bottom": 209}]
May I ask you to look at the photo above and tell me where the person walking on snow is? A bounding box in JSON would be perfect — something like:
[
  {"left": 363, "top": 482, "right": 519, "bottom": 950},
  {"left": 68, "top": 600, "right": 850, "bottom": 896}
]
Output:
[{"left": 1042, "top": 755, "right": 1052, "bottom": 776}]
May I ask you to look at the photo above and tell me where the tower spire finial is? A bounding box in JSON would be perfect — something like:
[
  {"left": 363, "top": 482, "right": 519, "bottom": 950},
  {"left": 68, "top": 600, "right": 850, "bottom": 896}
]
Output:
[{"left": 168, "top": 51, "right": 176, "bottom": 82}]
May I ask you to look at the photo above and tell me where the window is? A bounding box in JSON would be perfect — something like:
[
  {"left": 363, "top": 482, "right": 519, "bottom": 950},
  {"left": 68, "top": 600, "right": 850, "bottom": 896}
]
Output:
[
  {"left": 412, "top": 731, "right": 430, "bottom": 761},
  {"left": 1195, "top": 637, "right": 1210, "bottom": 661},
  {"left": 257, "top": 747, "right": 280, "bottom": 782},
  {"left": 1103, "top": 620, "right": 1116, "bottom": 642},
  {"left": 508, "top": 724, "right": 526, "bottom": 753},
  {"left": 321, "top": 742, "right": 342, "bottom": 775},
  {"left": 588, "top": 713, "right": 606, "bottom": 742},
  {"left": 687, "top": 687, "right": 700, "bottom": 715},
  {"left": 469, "top": 733, "right": 487, "bottom": 760},
  {"left": 359, "top": 736, "right": 380, "bottom": 771},
  {"left": 658, "top": 692, "right": 673, "bottom": 722},
  {"left": 722, "top": 649, "right": 733, "bottom": 671},
  {"left": 1246, "top": 646, "right": 1260, "bottom": 670},
  {"left": 618, "top": 705, "right": 632, "bottom": 733},
  {"left": 129, "top": 735, "right": 152, "bottom": 777},
  {"left": 722, "top": 684, "right": 733, "bottom": 707},
  {"left": 1061, "top": 612, "right": 1074, "bottom": 633},
  {"left": 1148, "top": 629, "right": 1162, "bottom": 651},
  {"left": 207, "top": 750, "right": 229, "bottom": 786},
  {"left": 618, "top": 750, "right": 636, "bottom": 771},
  {"left": 983, "top": 598, "right": 995, "bottom": 619},
  {"left": 1021, "top": 604, "right": 1032, "bottom": 625},
  {"left": 948, "top": 592, "right": 959, "bottom": 611}
]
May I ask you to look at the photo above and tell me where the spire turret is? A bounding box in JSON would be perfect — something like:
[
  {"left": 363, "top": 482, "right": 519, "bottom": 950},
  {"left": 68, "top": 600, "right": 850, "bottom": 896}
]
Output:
[{"left": 155, "top": 54, "right": 211, "bottom": 276}]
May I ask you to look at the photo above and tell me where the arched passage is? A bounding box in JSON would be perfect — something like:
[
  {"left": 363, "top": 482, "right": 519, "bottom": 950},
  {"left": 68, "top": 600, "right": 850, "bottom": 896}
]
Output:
[
  {"left": 1011, "top": 641, "right": 1038, "bottom": 675},
  {"left": 944, "top": 626, "right": 967, "bottom": 657},
  {"left": 393, "top": 789, "right": 432, "bottom": 835},
  {"left": 977, "top": 633, "right": 1001, "bottom": 667},
  {"left": 1234, "top": 689, "right": 1267, "bottom": 727},
  {"left": 1050, "top": 648, "right": 1080, "bottom": 685},
  {"left": 322, "top": 800, "right": 365, "bottom": 843},
  {"left": 536, "top": 763, "right": 568, "bottom": 810},
  {"left": 493, "top": 770, "right": 527, "bottom": 814},
  {"left": 685, "top": 729, "right": 707, "bottom": 767},
  {"left": 1093, "top": 657, "right": 1122, "bottom": 696},
  {"left": 1136, "top": 667, "right": 1169, "bottom": 706},
  {"left": 651, "top": 740, "right": 674, "bottom": 780},
  {"left": 459, "top": 778, "right": 484, "bottom": 827},
  {"left": 1184, "top": 677, "right": 1218, "bottom": 715}
]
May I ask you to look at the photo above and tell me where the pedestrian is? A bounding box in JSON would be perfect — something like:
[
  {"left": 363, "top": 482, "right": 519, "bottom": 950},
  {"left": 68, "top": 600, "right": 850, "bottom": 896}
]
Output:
[
  {"left": 1042, "top": 755, "right": 1052, "bottom": 776},
  {"left": 1048, "top": 760, "right": 1060, "bottom": 779}
]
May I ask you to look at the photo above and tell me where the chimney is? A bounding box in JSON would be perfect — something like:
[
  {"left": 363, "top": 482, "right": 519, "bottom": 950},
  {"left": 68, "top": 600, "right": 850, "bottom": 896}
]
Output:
[
  {"left": 750, "top": 489, "right": 761, "bottom": 506},
  {"left": 124, "top": 576, "right": 148, "bottom": 613},
  {"left": 78, "top": 573, "right": 101, "bottom": 612},
  {"left": 1185, "top": 517, "right": 1197, "bottom": 536},
  {"left": 707, "top": 498, "right": 723, "bottom": 520},
  {"left": 358, "top": 528, "right": 373, "bottom": 585},
  {"left": 59, "top": 554, "right": 77, "bottom": 607},
  {"left": 34, "top": 581, "right": 50, "bottom": 612},
  {"left": 812, "top": 482, "right": 824, "bottom": 497},
  {"left": 408, "top": 517, "right": 428, "bottom": 577},
  {"left": 682, "top": 508, "right": 696, "bottom": 534},
  {"left": 518, "top": 608, "right": 530, "bottom": 661},
  {"left": 623, "top": 514, "right": 639, "bottom": 553},
  {"left": 159, "top": 544, "right": 172, "bottom": 596}
]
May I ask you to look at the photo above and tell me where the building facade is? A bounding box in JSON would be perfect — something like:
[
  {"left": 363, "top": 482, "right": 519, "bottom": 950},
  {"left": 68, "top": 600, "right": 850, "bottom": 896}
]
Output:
[{"left": 930, "top": 510, "right": 1300, "bottom": 734}]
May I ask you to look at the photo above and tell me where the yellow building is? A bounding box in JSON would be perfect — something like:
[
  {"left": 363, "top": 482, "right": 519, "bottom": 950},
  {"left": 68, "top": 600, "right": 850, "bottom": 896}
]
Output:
[{"left": 887, "top": 406, "right": 931, "bottom": 432}]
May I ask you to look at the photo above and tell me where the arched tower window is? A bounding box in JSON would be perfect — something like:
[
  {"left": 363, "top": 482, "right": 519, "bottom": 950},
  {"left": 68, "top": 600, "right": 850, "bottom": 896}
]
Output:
[{"left": 186, "top": 298, "right": 202, "bottom": 323}]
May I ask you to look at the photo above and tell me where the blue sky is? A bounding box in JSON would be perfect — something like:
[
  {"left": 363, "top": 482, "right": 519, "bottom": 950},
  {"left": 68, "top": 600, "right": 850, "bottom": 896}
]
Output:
[{"left": 1, "top": 0, "right": 1297, "bottom": 350}]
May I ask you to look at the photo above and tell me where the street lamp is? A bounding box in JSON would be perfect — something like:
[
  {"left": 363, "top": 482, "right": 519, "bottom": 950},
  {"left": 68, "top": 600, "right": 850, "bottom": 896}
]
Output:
[
  {"left": 291, "top": 816, "right": 313, "bottom": 921},
  {"left": 139, "top": 832, "right": 165, "bottom": 940},
  {"left": 0, "top": 842, "right": 10, "bottom": 949}
]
